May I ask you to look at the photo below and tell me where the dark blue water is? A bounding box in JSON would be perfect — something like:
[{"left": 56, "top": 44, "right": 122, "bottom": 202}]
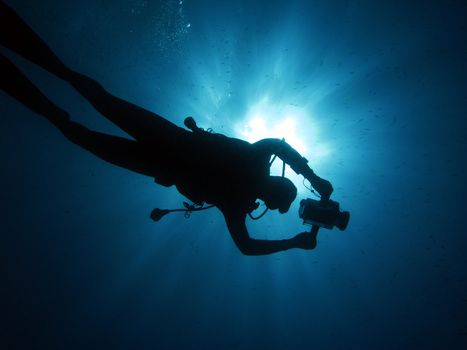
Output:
[{"left": 1, "top": 0, "right": 466, "bottom": 349}]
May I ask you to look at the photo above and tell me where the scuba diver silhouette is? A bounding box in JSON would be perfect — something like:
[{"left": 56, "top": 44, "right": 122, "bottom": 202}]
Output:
[{"left": 0, "top": 1, "right": 334, "bottom": 255}]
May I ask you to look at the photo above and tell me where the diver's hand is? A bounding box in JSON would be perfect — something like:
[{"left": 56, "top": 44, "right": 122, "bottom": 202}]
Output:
[
  {"left": 320, "top": 179, "right": 333, "bottom": 201},
  {"left": 307, "top": 173, "right": 333, "bottom": 201},
  {"left": 291, "top": 232, "right": 317, "bottom": 250}
]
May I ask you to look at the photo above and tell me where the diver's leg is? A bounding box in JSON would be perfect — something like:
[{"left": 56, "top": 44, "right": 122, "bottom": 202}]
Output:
[
  {"left": 0, "top": 1, "right": 69, "bottom": 80},
  {"left": 61, "top": 122, "right": 159, "bottom": 177},
  {"left": 64, "top": 70, "right": 184, "bottom": 145},
  {"left": 0, "top": 52, "right": 157, "bottom": 177},
  {"left": 0, "top": 52, "right": 69, "bottom": 128},
  {"left": 0, "top": 1, "right": 183, "bottom": 144}
]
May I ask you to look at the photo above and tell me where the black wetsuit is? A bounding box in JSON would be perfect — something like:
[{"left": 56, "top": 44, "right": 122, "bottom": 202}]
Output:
[{"left": 1, "top": 1, "right": 329, "bottom": 255}]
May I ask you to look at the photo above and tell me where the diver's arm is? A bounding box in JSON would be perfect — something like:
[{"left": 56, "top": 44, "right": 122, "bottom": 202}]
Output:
[
  {"left": 220, "top": 207, "right": 314, "bottom": 255},
  {"left": 253, "top": 138, "right": 313, "bottom": 177},
  {"left": 253, "top": 138, "right": 333, "bottom": 199}
]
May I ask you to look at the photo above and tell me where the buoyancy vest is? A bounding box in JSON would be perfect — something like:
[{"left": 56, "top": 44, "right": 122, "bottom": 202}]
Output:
[{"left": 173, "top": 126, "right": 269, "bottom": 209}]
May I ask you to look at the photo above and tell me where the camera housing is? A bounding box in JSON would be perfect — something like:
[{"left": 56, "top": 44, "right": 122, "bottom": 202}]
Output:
[{"left": 299, "top": 198, "right": 350, "bottom": 230}]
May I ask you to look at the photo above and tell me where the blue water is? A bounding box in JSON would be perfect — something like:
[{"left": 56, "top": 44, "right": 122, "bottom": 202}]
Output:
[{"left": 1, "top": 0, "right": 466, "bottom": 349}]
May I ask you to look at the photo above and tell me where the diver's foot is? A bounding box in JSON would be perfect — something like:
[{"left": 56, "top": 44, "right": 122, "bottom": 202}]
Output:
[{"left": 310, "top": 175, "right": 333, "bottom": 201}]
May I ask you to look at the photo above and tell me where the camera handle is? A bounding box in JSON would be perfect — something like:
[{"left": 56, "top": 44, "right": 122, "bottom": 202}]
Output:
[{"left": 310, "top": 225, "right": 320, "bottom": 235}]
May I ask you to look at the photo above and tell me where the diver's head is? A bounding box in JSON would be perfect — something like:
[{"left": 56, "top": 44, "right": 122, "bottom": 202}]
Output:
[{"left": 259, "top": 176, "right": 297, "bottom": 213}]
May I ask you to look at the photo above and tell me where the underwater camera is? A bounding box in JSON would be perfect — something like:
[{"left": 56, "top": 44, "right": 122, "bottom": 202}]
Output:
[{"left": 299, "top": 198, "right": 350, "bottom": 230}]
